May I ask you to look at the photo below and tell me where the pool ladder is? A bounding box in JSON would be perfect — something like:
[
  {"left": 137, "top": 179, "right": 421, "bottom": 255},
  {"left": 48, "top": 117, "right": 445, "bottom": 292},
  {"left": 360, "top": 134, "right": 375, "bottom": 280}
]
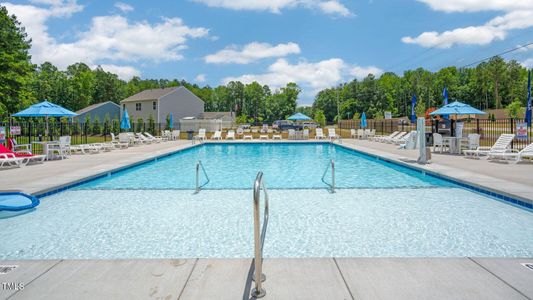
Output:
[
  {"left": 251, "top": 171, "right": 269, "bottom": 298},
  {"left": 194, "top": 160, "right": 210, "bottom": 194},
  {"left": 321, "top": 159, "right": 335, "bottom": 193}
]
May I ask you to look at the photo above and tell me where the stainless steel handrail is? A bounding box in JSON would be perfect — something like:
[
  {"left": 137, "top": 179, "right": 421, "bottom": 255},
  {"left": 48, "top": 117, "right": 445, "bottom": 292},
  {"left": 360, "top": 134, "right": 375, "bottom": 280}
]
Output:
[
  {"left": 321, "top": 159, "right": 335, "bottom": 193},
  {"left": 251, "top": 171, "right": 269, "bottom": 298},
  {"left": 194, "top": 160, "right": 210, "bottom": 194}
]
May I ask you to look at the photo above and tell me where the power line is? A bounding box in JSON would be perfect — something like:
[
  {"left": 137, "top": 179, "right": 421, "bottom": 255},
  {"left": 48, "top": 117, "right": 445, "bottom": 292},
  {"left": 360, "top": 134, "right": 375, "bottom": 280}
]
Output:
[{"left": 461, "top": 42, "right": 533, "bottom": 68}]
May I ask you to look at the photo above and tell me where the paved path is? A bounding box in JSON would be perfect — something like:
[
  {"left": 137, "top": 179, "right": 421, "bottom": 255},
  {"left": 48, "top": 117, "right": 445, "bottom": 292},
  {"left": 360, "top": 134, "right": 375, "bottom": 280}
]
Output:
[
  {"left": 340, "top": 139, "right": 533, "bottom": 205},
  {"left": 1, "top": 258, "right": 532, "bottom": 299}
]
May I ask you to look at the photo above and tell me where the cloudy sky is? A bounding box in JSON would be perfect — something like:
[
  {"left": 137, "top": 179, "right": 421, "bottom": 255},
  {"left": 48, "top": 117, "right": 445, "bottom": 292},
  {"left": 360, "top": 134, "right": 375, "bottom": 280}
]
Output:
[{"left": 2, "top": 0, "right": 533, "bottom": 103}]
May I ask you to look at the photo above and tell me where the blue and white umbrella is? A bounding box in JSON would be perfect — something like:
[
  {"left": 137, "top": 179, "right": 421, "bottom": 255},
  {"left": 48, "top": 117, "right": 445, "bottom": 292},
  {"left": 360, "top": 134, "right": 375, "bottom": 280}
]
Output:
[
  {"left": 169, "top": 113, "right": 174, "bottom": 129},
  {"left": 410, "top": 95, "right": 417, "bottom": 123},
  {"left": 360, "top": 112, "right": 367, "bottom": 128},
  {"left": 12, "top": 100, "right": 78, "bottom": 136},
  {"left": 430, "top": 101, "right": 486, "bottom": 117},
  {"left": 120, "top": 108, "right": 131, "bottom": 130},
  {"left": 287, "top": 113, "right": 312, "bottom": 121}
]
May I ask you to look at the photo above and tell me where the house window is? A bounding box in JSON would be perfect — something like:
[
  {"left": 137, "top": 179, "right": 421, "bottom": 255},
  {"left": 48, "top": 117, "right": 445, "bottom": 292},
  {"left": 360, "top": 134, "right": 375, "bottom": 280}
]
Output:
[
  {"left": 136, "top": 103, "right": 141, "bottom": 111},
  {"left": 153, "top": 101, "right": 157, "bottom": 110}
]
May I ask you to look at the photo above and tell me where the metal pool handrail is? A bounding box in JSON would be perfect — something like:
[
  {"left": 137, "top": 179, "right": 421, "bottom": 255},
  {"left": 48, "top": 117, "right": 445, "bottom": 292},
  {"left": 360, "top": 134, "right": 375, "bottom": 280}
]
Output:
[
  {"left": 251, "top": 171, "right": 269, "bottom": 298},
  {"left": 321, "top": 159, "right": 335, "bottom": 193},
  {"left": 194, "top": 160, "right": 210, "bottom": 194}
]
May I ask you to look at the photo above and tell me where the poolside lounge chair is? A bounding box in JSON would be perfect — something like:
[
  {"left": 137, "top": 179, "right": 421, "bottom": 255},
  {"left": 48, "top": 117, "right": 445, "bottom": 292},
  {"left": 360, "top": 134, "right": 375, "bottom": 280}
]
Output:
[
  {"left": 211, "top": 130, "right": 222, "bottom": 140},
  {"left": 328, "top": 128, "right": 340, "bottom": 141},
  {"left": 315, "top": 128, "right": 325, "bottom": 139},
  {"left": 110, "top": 133, "right": 128, "bottom": 149},
  {"left": 365, "top": 129, "right": 375, "bottom": 139},
  {"left": 398, "top": 131, "right": 418, "bottom": 150},
  {"left": 350, "top": 129, "right": 357, "bottom": 139},
  {"left": 226, "top": 130, "right": 235, "bottom": 140},
  {"left": 8, "top": 138, "right": 32, "bottom": 153},
  {"left": 195, "top": 129, "right": 206, "bottom": 141},
  {"left": 70, "top": 143, "right": 101, "bottom": 155},
  {"left": 0, "top": 144, "right": 45, "bottom": 165},
  {"left": 144, "top": 132, "right": 164, "bottom": 143},
  {"left": 288, "top": 129, "right": 296, "bottom": 140},
  {"left": 243, "top": 134, "right": 253, "bottom": 140},
  {"left": 135, "top": 133, "right": 152, "bottom": 144},
  {"left": 357, "top": 129, "right": 365, "bottom": 139},
  {"left": 259, "top": 134, "right": 269, "bottom": 140},
  {"left": 303, "top": 129, "right": 309, "bottom": 140},
  {"left": 382, "top": 131, "right": 407, "bottom": 144},
  {"left": 393, "top": 131, "right": 414, "bottom": 145},
  {"left": 236, "top": 127, "right": 244, "bottom": 138},
  {"left": 460, "top": 134, "right": 480, "bottom": 152},
  {"left": 126, "top": 133, "right": 143, "bottom": 145},
  {"left": 488, "top": 143, "right": 533, "bottom": 163},
  {"left": 162, "top": 130, "right": 171, "bottom": 140},
  {"left": 372, "top": 131, "right": 399, "bottom": 142},
  {"left": 0, "top": 153, "right": 25, "bottom": 168},
  {"left": 464, "top": 134, "right": 515, "bottom": 158},
  {"left": 272, "top": 134, "right": 282, "bottom": 140},
  {"left": 171, "top": 130, "right": 180, "bottom": 140},
  {"left": 261, "top": 124, "right": 269, "bottom": 133}
]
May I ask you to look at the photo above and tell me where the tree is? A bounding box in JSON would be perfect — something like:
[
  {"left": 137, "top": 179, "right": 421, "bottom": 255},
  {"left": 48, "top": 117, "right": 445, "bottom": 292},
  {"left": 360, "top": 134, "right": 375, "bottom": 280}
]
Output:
[
  {"left": 314, "top": 109, "right": 326, "bottom": 127},
  {"left": 0, "top": 6, "right": 34, "bottom": 115},
  {"left": 505, "top": 100, "right": 524, "bottom": 118},
  {"left": 148, "top": 114, "right": 155, "bottom": 134},
  {"left": 487, "top": 56, "right": 506, "bottom": 109},
  {"left": 92, "top": 116, "right": 101, "bottom": 135},
  {"left": 136, "top": 117, "right": 144, "bottom": 132}
]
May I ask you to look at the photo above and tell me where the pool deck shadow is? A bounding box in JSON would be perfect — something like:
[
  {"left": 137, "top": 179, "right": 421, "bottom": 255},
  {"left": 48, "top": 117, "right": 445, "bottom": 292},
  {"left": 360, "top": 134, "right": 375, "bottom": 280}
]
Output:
[{"left": 1, "top": 258, "right": 532, "bottom": 299}]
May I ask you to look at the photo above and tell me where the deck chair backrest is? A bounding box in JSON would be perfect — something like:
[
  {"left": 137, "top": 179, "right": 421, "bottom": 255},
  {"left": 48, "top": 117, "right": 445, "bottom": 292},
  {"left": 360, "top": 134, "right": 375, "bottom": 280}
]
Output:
[
  {"left": 199, "top": 129, "right": 206, "bottom": 137},
  {"left": 468, "top": 134, "right": 480, "bottom": 148},
  {"left": 328, "top": 128, "right": 336, "bottom": 137},
  {"left": 288, "top": 129, "right": 295, "bottom": 135},
  {"left": 237, "top": 128, "right": 243, "bottom": 134},
  {"left": 433, "top": 133, "right": 443, "bottom": 144},
  {"left": 388, "top": 131, "right": 400, "bottom": 139},
  {"left": 350, "top": 129, "right": 356, "bottom": 135},
  {"left": 172, "top": 130, "right": 180, "bottom": 137},
  {"left": 214, "top": 131, "right": 221, "bottom": 138},
  {"left": 316, "top": 128, "right": 323, "bottom": 136},
  {"left": 394, "top": 132, "right": 407, "bottom": 139},
  {"left": 519, "top": 143, "right": 533, "bottom": 154},
  {"left": 59, "top": 136, "right": 71, "bottom": 145},
  {"left": 119, "top": 133, "right": 130, "bottom": 143},
  {"left": 491, "top": 134, "right": 514, "bottom": 151},
  {"left": 303, "top": 129, "right": 309, "bottom": 135},
  {"left": 227, "top": 130, "right": 235, "bottom": 138}
]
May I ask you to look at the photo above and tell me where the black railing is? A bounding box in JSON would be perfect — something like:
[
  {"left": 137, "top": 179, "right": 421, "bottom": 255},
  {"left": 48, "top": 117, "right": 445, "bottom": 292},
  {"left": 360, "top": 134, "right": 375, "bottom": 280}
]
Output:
[{"left": 339, "top": 118, "right": 532, "bottom": 150}]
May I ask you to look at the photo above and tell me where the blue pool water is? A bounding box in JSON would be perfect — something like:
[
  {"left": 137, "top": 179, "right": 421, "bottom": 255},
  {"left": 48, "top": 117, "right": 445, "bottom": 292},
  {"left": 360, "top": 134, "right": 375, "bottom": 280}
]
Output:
[
  {"left": 1, "top": 143, "right": 532, "bottom": 259},
  {"left": 79, "top": 143, "right": 452, "bottom": 190}
]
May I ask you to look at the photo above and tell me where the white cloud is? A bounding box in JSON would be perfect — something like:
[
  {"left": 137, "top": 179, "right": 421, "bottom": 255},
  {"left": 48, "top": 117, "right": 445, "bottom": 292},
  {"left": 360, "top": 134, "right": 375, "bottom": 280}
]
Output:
[
  {"left": 191, "top": 0, "right": 353, "bottom": 17},
  {"left": 416, "top": 0, "right": 533, "bottom": 13},
  {"left": 205, "top": 42, "right": 301, "bottom": 64},
  {"left": 195, "top": 74, "right": 206, "bottom": 82},
  {"left": 95, "top": 64, "right": 141, "bottom": 80},
  {"left": 521, "top": 58, "right": 533, "bottom": 68},
  {"left": 402, "top": 8, "right": 533, "bottom": 48},
  {"left": 114, "top": 2, "right": 134, "bottom": 13},
  {"left": 223, "top": 58, "right": 382, "bottom": 98},
  {"left": 2, "top": 1, "right": 210, "bottom": 72}
]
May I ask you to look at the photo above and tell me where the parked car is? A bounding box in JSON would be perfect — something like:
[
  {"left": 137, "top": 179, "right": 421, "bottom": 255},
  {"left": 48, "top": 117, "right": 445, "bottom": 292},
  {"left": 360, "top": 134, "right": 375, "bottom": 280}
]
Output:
[
  {"left": 298, "top": 121, "right": 317, "bottom": 129},
  {"left": 273, "top": 120, "right": 296, "bottom": 131}
]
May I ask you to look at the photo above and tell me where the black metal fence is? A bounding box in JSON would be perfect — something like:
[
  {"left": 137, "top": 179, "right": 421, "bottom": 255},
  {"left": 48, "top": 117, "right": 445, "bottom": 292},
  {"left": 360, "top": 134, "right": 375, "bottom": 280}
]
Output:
[
  {"left": 0, "top": 121, "right": 179, "bottom": 151},
  {"left": 339, "top": 118, "right": 533, "bottom": 150}
]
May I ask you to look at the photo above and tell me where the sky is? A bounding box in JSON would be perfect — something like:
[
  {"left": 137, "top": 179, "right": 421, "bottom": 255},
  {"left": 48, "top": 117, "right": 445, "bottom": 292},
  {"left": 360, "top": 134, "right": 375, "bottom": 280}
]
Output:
[{"left": 2, "top": 0, "right": 533, "bottom": 104}]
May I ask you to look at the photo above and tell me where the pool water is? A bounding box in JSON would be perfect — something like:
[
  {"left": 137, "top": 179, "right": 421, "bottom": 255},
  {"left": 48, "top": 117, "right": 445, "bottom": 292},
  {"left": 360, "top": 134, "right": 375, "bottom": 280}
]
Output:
[{"left": 0, "top": 143, "right": 532, "bottom": 259}]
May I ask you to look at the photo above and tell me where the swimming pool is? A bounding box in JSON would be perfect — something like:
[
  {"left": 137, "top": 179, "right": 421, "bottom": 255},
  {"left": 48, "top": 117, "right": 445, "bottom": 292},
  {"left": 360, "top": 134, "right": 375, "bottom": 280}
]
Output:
[{"left": 1, "top": 143, "right": 532, "bottom": 259}]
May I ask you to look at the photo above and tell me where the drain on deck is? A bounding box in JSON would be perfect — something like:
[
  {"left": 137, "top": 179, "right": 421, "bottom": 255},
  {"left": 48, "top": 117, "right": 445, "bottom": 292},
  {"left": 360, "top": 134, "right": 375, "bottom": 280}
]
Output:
[{"left": 0, "top": 265, "right": 18, "bottom": 275}]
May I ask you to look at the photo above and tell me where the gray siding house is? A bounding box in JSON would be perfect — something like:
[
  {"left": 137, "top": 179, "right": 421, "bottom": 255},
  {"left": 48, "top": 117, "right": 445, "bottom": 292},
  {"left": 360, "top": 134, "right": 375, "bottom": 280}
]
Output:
[
  {"left": 120, "top": 87, "right": 204, "bottom": 123},
  {"left": 75, "top": 101, "right": 120, "bottom": 122}
]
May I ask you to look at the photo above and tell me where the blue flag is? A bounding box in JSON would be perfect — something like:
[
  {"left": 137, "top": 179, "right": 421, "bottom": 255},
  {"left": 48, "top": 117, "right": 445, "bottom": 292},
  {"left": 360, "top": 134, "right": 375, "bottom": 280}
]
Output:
[
  {"left": 442, "top": 87, "right": 449, "bottom": 120},
  {"left": 526, "top": 70, "right": 531, "bottom": 127},
  {"left": 410, "top": 94, "right": 417, "bottom": 123}
]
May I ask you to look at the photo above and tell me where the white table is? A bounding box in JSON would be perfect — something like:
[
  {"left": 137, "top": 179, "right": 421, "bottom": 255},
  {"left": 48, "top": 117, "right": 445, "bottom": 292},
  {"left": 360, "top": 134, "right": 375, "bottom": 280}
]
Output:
[{"left": 32, "top": 141, "right": 60, "bottom": 160}]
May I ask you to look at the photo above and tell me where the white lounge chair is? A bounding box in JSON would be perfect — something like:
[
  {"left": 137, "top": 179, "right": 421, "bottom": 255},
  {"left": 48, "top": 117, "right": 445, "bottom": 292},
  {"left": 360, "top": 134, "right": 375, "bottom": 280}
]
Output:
[
  {"left": 211, "top": 130, "right": 222, "bottom": 140},
  {"left": 243, "top": 134, "right": 253, "bottom": 140},
  {"left": 303, "top": 129, "right": 309, "bottom": 140},
  {"left": 393, "top": 131, "right": 414, "bottom": 145},
  {"left": 110, "top": 133, "right": 128, "bottom": 149},
  {"left": 144, "top": 132, "right": 164, "bottom": 143},
  {"left": 357, "top": 129, "right": 365, "bottom": 139},
  {"left": 272, "top": 134, "right": 282, "bottom": 140},
  {"left": 288, "top": 129, "right": 296, "bottom": 140},
  {"left": 226, "top": 130, "right": 235, "bottom": 140},
  {"left": 315, "top": 128, "right": 325, "bottom": 140},
  {"left": 259, "top": 134, "right": 269, "bottom": 140},
  {"left": 372, "top": 131, "right": 399, "bottom": 142},
  {"left": 398, "top": 131, "right": 418, "bottom": 150},
  {"left": 47, "top": 136, "right": 71, "bottom": 159},
  {"left": 118, "top": 133, "right": 134, "bottom": 146},
  {"left": 0, "top": 153, "right": 25, "bottom": 168},
  {"left": 135, "top": 133, "right": 152, "bottom": 144},
  {"left": 327, "top": 128, "right": 340, "bottom": 141},
  {"left": 464, "top": 134, "right": 515, "bottom": 158},
  {"left": 488, "top": 143, "right": 533, "bottom": 163},
  {"left": 350, "top": 129, "right": 357, "bottom": 139},
  {"left": 460, "top": 134, "right": 480, "bottom": 152},
  {"left": 384, "top": 132, "right": 406, "bottom": 144},
  {"left": 195, "top": 129, "right": 206, "bottom": 141},
  {"left": 126, "top": 132, "right": 143, "bottom": 145}
]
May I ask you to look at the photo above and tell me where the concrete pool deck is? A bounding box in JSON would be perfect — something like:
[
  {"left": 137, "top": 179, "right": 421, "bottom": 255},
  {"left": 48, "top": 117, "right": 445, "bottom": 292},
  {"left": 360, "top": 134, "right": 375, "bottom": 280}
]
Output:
[
  {"left": 1, "top": 258, "right": 532, "bottom": 299},
  {"left": 1, "top": 139, "right": 532, "bottom": 299}
]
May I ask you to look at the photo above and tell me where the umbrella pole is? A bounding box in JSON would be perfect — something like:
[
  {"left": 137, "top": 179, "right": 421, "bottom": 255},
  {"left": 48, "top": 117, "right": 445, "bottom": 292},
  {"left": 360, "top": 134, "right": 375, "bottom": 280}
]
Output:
[{"left": 45, "top": 116, "right": 49, "bottom": 138}]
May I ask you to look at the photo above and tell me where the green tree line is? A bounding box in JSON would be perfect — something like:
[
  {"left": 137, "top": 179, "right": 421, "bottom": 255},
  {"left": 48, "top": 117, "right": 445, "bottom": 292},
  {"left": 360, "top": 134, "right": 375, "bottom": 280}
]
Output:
[{"left": 1, "top": 6, "right": 530, "bottom": 125}]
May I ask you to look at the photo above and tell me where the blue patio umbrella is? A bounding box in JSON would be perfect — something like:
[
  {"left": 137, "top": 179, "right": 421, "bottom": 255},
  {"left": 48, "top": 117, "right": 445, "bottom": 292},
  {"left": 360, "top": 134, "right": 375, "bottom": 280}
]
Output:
[
  {"left": 360, "top": 112, "right": 367, "bottom": 128},
  {"left": 410, "top": 95, "right": 417, "bottom": 123},
  {"left": 120, "top": 108, "right": 131, "bottom": 130},
  {"left": 168, "top": 113, "right": 174, "bottom": 129},
  {"left": 287, "top": 112, "right": 312, "bottom": 121},
  {"left": 12, "top": 100, "right": 77, "bottom": 136},
  {"left": 526, "top": 70, "right": 531, "bottom": 127},
  {"left": 430, "top": 101, "right": 486, "bottom": 117}
]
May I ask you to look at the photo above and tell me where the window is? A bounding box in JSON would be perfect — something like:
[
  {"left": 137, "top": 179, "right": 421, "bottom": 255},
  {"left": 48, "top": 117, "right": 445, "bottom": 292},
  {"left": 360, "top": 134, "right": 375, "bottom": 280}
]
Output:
[
  {"left": 153, "top": 101, "right": 157, "bottom": 110},
  {"left": 136, "top": 103, "right": 141, "bottom": 111}
]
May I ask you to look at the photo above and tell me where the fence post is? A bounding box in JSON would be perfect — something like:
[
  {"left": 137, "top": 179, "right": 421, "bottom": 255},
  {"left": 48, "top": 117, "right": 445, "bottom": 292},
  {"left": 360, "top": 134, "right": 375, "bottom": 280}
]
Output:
[
  {"left": 476, "top": 119, "right": 480, "bottom": 135},
  {"left": 510, "top": 118, "right": 514, "bottom": 149}
]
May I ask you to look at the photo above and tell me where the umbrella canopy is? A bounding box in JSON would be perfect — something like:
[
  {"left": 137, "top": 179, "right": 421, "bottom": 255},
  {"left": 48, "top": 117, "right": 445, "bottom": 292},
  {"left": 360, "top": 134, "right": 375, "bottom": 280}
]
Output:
[
  {"left": 360, "top": 112, "right": 367, "bottom": 128},
  {"left": 410, "top": 95, "right": 417, "bottom": 123},
  {"left": 169, "top": 113, "right": 174, "bottom": 129},
  {"left": 120, "top": 108, "right": 131, "bottom": 130},
  {"left": 430, "top": 101, "right": 486, "bottom": 116},
  {"left": 12, "top": 100, "right": 77, "bottom": 117},
  {"left": 287, "top": 112, "right": 312, "bottom": 121}
]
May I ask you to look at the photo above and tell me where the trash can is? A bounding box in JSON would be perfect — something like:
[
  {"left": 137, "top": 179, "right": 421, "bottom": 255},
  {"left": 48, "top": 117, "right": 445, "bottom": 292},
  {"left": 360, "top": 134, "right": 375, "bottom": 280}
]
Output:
[{"left": 187, "top": 130, "right": 194, "bottom": 140}]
